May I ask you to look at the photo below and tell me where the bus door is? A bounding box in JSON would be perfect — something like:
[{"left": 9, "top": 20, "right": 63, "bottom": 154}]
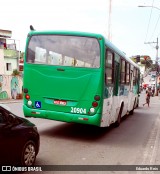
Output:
[
  {"left": 110, "top": 61, "right": 120, "bottom": 123},
  {"left": 128, "top": 70, "right": 134, "bottom": 110}
]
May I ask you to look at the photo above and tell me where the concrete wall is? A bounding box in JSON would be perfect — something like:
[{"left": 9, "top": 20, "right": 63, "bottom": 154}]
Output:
[
  {"left": 0, "top": 49, "right": 5, "bottom": 74},
  {"left": 0, "top": 75, "right": 23, "bottom": 100}
]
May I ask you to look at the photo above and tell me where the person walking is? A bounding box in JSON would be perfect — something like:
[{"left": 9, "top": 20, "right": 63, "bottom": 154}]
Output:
[
  {"left": 152, "top": 84, "right": 155, "bottom": 97},
  {"left": 143, "top": 88, "right": 152, "bottom": 107}
]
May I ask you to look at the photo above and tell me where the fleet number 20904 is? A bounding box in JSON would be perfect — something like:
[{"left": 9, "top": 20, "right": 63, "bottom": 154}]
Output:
[{"left": 71, "top": 107, "right": 86, "bottom": 114}]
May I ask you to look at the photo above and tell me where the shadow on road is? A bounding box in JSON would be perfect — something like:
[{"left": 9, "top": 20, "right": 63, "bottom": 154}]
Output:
[
  {"left": 38, "top": 114, "right": 136, "bottom": 143},
  {"left": 39, "top": 122, "right": 113, "bottom": 141}
]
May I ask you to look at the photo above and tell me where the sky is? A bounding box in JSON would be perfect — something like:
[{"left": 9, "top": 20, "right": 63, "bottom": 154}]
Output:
[{"left": 1, "top": 0, "right": 160, "bottom": 62}]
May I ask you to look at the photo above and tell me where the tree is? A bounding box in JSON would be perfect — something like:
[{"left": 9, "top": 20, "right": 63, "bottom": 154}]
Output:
[
  {"left": 130, "top": 55, "right": 153, "bottom": 70},
  {"left": 20, "top": 52, "right": 24, "bottom": 58},
  {"left": 12, "top": 69, "right": 20, "bottom": 76}
]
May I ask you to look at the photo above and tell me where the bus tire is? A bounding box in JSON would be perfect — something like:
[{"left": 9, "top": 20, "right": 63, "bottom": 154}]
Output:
[
  {"left": 130, "top": 108, "right": 134, "bottom": 115},
  {"left": 130, "top": 100, "right": 136, "bottom": 115},
  {"left": 136, "top": 98, "right": 139, "bottom": 108},
  {"left": 115, "top": 106, "right": 123, "bottom": 127}
]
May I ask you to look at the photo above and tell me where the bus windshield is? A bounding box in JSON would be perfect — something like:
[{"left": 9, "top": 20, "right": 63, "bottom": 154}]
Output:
[{"left": 27, "top": 35, "right": 100, "bottom": 68}]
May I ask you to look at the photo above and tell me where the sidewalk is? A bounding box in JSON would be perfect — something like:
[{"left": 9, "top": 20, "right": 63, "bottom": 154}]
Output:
[
  {"left": 152, "top": 95, "right": 160, "bottom": 165},
  {"left": 0, "top": 99, "right": 23, "bottom": 104},
  {"left": 140, "top": 93, "right": 160, "bottom": 165}
]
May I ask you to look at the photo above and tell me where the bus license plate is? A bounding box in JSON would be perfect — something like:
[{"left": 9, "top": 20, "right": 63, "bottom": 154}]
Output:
[{"left": 54, "top": 100, "right": 67, "bottom": 106}]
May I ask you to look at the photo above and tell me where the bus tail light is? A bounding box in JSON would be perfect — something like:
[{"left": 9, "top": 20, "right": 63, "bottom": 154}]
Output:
[
  {"left": 23, "top": 88, "right": 28, "bottom": 93},
  {"left": 25, "top": 94, "right": 30, "bottom": 100},
  {"left": 92, "top": 101, "right": 98, "bottom": 107},
  {"left": 94, "top": 95, "right": 100, "bottom": 101}
]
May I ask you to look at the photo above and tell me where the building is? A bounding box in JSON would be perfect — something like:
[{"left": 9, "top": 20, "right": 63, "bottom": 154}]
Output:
[
  {"left": 0, "top": 29, "right": 23, "bottom": 100},
  {"left": 0, "top": 29, "right": 20, "bottom": 75}
]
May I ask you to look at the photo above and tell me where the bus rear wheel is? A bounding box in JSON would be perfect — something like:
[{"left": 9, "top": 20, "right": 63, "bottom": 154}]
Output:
[
  {"left": 129, "top": 108, "right": 134, "bottom": 115},
  {"left": 130, "top": 100, "right": 136, "bottom": 115}
]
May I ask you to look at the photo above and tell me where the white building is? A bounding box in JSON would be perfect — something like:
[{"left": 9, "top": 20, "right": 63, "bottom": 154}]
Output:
[
  {"left": 0, "top": 29, "right": 23, "bottom": 100},
  {"left": 0, "top": 29, "right": 20, "bottom": 75},
  {"left": 0, "top": 49, "right": 5, "bottom": 74}
]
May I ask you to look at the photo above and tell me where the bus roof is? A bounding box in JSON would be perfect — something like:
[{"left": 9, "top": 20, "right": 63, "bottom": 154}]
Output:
[
  {"left": 27, "top": 30, "right": 140, "bottom": 70},
  {"left": 103, "top": 37, "right": 140, "bottom": 69}
]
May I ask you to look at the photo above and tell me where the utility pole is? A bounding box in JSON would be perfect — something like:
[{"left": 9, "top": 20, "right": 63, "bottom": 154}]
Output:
[
  {"left": 155, "top": 38, "right": 159, "bottom": 95},
  {"left": 138, "top": 5, "right": 160, "bottom": 95},
  {"left": 144, "top": 38, "right": 159, "bottom": 65},
  {"left": 108, "top": 0, "right": 112, "bottom": 41},
  {"left": 156, "top": 37, "right": 159, "bottom": 67},
  {"left": 144, "top": 37, "right": 159, "bottom": 95}
]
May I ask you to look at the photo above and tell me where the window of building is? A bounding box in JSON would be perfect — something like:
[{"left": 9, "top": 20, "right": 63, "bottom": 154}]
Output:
[{"left": 6, "top": 63, "right": 12, "bottom": 71}]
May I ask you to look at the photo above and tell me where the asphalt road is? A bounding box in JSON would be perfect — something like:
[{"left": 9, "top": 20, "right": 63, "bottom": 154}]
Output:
[{"left": 3, "top": 91, "right": 160, "bottom": 174}]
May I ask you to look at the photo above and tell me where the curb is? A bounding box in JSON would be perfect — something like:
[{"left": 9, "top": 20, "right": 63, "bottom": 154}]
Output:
[{"left": 0, "top": 99, "right": 23, "bottom": 104}]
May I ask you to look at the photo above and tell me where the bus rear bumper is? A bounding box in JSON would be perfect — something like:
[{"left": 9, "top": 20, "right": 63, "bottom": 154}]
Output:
[{"left": 23, "top": 105, "right": 101, "bottom": 126}]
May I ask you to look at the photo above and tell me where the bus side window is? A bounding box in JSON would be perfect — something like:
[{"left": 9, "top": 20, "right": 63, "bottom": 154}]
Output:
[
  {"left": 126, "top": 62, "right": 130, "bottom": 84},
  {"left": 27, "top": 48, "right": 35, "bottom": 63},
  {"left": 133, "top": 68, "right": 136, "bottom": 85},
  {"left": 120, "top": 59, "right": 126, "bottom": 84},
  {"left": 105, "top": 50, "right": 114, "bottom": 84}
]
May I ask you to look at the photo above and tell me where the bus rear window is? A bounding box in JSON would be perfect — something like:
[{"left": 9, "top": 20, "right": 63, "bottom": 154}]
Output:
[{"left": 27, "top": 35, "right": 100, "bottom": 68}]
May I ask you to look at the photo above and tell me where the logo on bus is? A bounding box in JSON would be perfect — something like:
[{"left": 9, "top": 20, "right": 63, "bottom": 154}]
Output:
[{"left": 35, "top": 101, "right": 41, "bottom": 108}]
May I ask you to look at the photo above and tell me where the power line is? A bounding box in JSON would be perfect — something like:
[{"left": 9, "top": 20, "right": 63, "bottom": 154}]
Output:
[
  {"left": 144, "top": 37, "right": 159, "bottom": 63},
  {"left": 145, "top": 0, "right": 155, "bottom": 42},
  {"left": 149, "top": 13, "right": 160, "bottom": 41}
]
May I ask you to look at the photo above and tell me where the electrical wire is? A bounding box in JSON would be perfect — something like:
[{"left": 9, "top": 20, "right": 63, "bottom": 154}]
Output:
[
  {"left": 144, "top": 0, "right": 155, "bottom": 42},
  {"left": 157, "top": 23, "right": 160, "bottom": 37},
  {"left": 149, "top": 13, "right": 160, "bottom": 41}
]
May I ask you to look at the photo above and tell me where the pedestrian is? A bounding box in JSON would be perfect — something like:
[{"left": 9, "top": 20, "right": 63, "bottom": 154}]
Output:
[
  {"left": 152, "top": 84, "right": 155, "bottom": 97},
  {"left": 143, "top": 88, "right": 152, "bottom": 107}
]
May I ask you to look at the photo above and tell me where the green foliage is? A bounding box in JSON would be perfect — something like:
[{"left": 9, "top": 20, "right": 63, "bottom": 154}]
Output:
[
  {"left": 12, "top": 69, "right": 20, "bottom": 76},
  {"left": 20, "top": 52, "right": 24, "bottom": 58},
  {"left": 130, "top": 56, "right": 154, "bottom": 70}
]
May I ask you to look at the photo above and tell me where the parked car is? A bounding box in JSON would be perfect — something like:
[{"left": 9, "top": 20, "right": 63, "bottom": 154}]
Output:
[{"left": 0, "top": 104, "right": 40, "bottom": 166}]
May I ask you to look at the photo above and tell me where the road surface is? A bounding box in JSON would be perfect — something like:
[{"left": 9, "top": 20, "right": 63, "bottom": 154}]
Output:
[{"left": 2, "top": 91, "right": 160, "bottom": 174}]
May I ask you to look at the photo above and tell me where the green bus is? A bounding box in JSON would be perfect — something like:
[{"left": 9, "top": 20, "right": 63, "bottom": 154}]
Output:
[{"left": 23, "top": 30, "right": 140, "bottom": 127}]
